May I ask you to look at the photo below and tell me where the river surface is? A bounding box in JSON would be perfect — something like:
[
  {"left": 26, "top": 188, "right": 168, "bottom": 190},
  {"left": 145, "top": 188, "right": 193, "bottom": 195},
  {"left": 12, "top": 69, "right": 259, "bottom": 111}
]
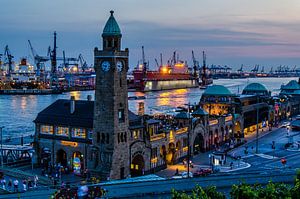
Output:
[{"left": 0, "top": 77, "right": 297, "bottom": 138}]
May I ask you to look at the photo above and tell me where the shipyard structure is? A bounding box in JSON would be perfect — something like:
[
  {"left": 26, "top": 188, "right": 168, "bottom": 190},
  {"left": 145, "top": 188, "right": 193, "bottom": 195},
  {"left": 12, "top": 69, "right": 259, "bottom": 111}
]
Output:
[{"left": 34, "top": 11, "right": 300, "bottom": 180}]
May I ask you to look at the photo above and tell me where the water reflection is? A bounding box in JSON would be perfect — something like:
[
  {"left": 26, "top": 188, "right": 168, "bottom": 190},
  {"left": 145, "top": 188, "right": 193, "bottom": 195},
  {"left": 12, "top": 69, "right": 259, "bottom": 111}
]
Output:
[
  {"left": 0, "top": 77, "right": 297, "bottom": 138},
  {"left": 69, "top": 91, "right": 81, "bottom": 100}
]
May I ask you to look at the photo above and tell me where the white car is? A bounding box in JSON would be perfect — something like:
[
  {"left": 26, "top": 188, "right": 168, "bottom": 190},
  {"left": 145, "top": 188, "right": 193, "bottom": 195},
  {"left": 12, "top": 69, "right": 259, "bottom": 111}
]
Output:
[{"left": 181, "top": 171, "right": 193, "bottom": 178}]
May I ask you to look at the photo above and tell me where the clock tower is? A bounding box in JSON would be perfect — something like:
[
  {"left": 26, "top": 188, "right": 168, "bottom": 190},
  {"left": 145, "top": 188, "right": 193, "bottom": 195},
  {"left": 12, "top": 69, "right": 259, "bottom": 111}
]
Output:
[{"left": 91, "top": 11, "right": 130, "bottom": 179}]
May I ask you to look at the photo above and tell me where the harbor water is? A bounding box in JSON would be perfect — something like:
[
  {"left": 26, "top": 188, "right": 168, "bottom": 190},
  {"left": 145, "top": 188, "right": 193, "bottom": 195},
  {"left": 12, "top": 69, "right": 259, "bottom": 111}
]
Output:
[{"left": 0, "top": 77, "right": 297, "bottom": 139}]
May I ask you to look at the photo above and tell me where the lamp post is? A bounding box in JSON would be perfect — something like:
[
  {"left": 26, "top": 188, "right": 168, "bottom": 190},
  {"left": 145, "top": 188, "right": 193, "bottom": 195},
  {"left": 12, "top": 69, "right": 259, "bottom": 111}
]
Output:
[
  {"left": 0, "top": 126, "right": 4, "bottom": 168},
  {"left": 187, "top": 103, "right": 192, "bottom": 178},
  {"left": 256, "top": 95, "right": 259, "bottom": 154}
]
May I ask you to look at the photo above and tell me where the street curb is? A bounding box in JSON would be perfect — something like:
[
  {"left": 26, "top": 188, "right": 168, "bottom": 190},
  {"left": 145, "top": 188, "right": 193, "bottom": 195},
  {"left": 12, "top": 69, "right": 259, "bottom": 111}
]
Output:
[{"left": 220, "top": 162, "right": 251, "bottom": 173}]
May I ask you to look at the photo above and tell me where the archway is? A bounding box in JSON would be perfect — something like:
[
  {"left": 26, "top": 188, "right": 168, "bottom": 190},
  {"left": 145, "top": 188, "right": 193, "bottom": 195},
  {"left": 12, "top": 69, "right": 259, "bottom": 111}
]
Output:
[
  {"left": 131, "top": 154, "right": 145, "bottom": 177},
  {"left": 193, "top": 133, "right": 205, "bottom": 154},
  {"left": 56, "top": 149, "right": 67, "bottom": 167},
  {"left": 166, "top": 143, "right": 176, "bottom": 164},
  {"left": 72, "top": 151, "right": 84, "bottom": 174},
  {"left": 160, "top": 145, "right": 167, "bottom": 162},
  {"left": 221, "top": 127, "right": 225, "bottom": 143},
  {"left": 225, "top": 126, "right": 229, "bottom": 142},
  {"left": 176, "top": 141, "right": 181, "bottom": 157},
  {"left": 214, "top": 129, "right": 219, "bottom": 147}
]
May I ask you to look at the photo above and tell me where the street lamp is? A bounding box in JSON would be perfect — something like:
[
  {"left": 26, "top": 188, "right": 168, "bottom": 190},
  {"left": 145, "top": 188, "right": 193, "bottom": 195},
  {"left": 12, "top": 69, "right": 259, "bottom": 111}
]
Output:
[
  {"left": 187, "top": 103, "right": 192, "bottom": 178},
  {"left": 0, "top": 126, "right": 4, "bottom": 168},
  {"left": 256, "top": 96, "right": 259, "bottom": 154}
]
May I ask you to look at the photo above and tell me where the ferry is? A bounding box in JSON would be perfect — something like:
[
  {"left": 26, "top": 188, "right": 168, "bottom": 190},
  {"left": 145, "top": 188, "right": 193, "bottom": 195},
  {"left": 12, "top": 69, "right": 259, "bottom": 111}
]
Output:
[
  {"left": 131, "top": 48, "right": 198, "bottom": 92},
  {"left": 10, "top": 58, "right": 38, "bottom": 88}
]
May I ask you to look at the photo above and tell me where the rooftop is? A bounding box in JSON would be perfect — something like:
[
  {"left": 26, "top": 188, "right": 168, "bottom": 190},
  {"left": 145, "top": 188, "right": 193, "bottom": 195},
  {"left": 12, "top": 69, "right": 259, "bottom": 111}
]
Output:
[
  {"left": 281, "top": 80, "right": 300, "bottom": 90},
  {"left": 192, "top": 108, "right": 208, "bottom": 116},
  {"left": 174, "top": 111, "right": 190, "bottom": 119},
  {"left": 243, "top": 83, "right": 268, "bottom": 92},
  {"left": 102, "top": 10, "right": 122, "bottom": 37},
  {"left": 203, "top": 85, "right": 233, "bottom": 96},
  {"left": 34, "top": 99, "right": 140, "bottom": 128}
]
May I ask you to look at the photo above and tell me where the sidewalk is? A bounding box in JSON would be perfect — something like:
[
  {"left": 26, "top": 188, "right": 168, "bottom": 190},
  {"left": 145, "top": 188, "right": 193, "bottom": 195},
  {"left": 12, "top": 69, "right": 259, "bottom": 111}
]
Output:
[{"left": 156, "top": 152, "right": 251, "bottom": 178}]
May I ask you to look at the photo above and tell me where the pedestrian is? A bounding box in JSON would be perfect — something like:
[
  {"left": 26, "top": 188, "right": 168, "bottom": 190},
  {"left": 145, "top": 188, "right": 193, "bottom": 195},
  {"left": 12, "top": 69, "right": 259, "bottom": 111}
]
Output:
[
  {"left": 2, "top": 178, "right": 6, "bottom": 190},
  {"left": 175, "top": 168, "right": 179, "bottom": 175},
  {"left": 22, "top": 180, "right": 27, "bottom": 192},
  {"left": 28, "top": 178, "right": 32, "bottom": 189},
  {"left": 34, "top": 175, "right": 38, "bottom": 188},
  {"left": 7, "top": 179, "right": 12, "bottom": 191},
  {"left": 13, "top": 179, "right": 19, "bottom": 192}
]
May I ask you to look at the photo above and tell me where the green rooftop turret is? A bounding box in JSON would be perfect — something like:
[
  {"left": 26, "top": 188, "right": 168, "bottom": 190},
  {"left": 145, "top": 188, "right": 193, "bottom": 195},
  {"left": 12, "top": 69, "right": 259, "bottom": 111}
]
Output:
[{"left": 102, "top": 10, "right": 122, "bottom": 37}]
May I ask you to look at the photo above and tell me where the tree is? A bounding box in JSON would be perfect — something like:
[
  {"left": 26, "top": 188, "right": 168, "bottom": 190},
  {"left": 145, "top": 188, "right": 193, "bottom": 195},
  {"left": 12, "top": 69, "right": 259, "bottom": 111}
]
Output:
[{"left": 171, "top": 185, "right": 225, "bottom": 199}]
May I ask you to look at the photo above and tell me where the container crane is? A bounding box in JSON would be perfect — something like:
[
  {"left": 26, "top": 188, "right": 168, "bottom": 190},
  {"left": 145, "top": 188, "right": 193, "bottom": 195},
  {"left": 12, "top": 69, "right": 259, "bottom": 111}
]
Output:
[
  {"left": 4, "top": 45, "right": 14, "bottom": 76},
  {"left": 78, "top": 54, "right": 88, "bottom": 72},
  {"left": 192, "top": 50, "right": 199, "bottom": 78},
  {"left": 28, "top": 40, "right": 50, "bottom": 76},
  {"left": 154, "top": 58, "right": 159, "bottom": 68},
  {"left": 237, "top": 64, "right": 243, "bottom": 73}
]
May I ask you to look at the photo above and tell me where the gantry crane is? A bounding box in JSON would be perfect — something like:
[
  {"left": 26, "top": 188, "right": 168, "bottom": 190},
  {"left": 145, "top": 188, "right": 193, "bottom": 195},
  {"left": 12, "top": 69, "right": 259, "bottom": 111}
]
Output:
[{"left": 4, "top": 45, "right": 14, "bottom": 76}]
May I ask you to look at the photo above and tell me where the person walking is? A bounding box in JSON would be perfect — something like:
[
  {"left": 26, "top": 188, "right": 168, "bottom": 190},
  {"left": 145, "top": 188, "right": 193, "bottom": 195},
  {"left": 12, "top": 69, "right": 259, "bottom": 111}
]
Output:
[
  {"left": 34, "top": 175, "right": 38, "bottom": 188},
  {"left": 2, "top": 178, "right": 6, "bottom": 190},
  {"left": 7, "top": 179, "right": 12, "bottom": 191},
  {"left": 13, "top": 179, "right": 19, "bottom": 192},
  {"left": 22, "top": 180, "right": 27, "bottom": 192}
]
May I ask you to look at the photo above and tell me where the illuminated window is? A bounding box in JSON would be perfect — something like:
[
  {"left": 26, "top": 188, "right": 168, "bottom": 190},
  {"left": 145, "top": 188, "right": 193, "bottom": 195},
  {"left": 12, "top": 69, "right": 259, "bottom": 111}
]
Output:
[
  {"left": 40, "top": 125, "right": 53, "bottom": 135},
  {"left": 56, "top": 126, "right": 69, "bottom": 136},
  {"left": 133, "top": 130, "right": 139, "bottom": 139},
  {"left": 72, "top": 128, "right": 86, "bottom": 138}
]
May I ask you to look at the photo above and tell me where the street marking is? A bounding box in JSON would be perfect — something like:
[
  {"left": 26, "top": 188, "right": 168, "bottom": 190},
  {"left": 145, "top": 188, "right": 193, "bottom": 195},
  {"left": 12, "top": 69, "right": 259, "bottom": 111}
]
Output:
[{"left": 256, "top": 153, "right": 278, "bottom": 159}]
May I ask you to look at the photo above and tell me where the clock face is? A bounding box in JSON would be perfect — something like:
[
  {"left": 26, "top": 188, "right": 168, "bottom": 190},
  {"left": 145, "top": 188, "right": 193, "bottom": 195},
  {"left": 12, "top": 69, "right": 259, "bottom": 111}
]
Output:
[
  {"left": 117, "top": 61, "right": 123, "bottom": 72},
  {"left": 101, "top": 61, "right": 110, "bottom": 72}
]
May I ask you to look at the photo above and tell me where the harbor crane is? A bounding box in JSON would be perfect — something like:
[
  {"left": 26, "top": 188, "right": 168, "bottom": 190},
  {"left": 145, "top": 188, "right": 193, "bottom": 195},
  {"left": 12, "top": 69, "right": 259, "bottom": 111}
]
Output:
[
  {"left": 237, "top": 64, "right": 243, "bottom": 73},
  {"left": 251, "top": 65, "right": 259, "bottom": 73},
  {"left": 28, "top": 40, "right": 50, "bottom": 75},
  {"left": 192, "top": 50, "right": 200, "bottom": 78},
  {"left": 154, "top": 58, "right": 159, "bottom": 68},
  {"left": 4, "top": 45, "right": 14, "bottom": 76},
  {"left": 78, "top": 54, "right": 88, "bottom": 72}
]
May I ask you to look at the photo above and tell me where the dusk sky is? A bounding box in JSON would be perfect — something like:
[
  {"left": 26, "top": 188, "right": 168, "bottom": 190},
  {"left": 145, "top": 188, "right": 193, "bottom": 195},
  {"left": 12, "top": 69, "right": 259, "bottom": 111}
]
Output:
[{"left": 1, "top": 0, "right": 300, "bottom": 71}]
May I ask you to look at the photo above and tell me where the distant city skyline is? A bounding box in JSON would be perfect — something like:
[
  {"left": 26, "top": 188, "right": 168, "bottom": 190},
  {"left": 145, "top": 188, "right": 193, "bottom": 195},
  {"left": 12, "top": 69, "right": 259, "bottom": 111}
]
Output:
[{"left": 1, "top": 0, "right": 300, "bottom": 70}]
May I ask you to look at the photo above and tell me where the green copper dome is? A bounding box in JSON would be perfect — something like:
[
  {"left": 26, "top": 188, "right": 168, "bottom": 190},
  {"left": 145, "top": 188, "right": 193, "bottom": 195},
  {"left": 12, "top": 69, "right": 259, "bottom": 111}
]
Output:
[
  {"left": 281, "top": 80, "right": 300, "bottom": 90},
  {"left": 192, "top": 108, "right": 208, "bottom": 116},
  {"left": 174, "top": 111, "right": 190, "bottom": 119},
  {"left": 102, "top": 10, "right": 122, "bottom": 37},
  {"left": 243, "top": 83, "right": 268, "bottom": 92},
  {"left": 203, "top": 85, "right": 233, "bottom": 96}
]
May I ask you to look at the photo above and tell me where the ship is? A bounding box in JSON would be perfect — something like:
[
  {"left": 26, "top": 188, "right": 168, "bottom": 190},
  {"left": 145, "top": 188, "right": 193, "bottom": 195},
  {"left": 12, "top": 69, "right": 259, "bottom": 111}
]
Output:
[
  {"left": 10, "top": 58, "right": 39, "bottom": 89},
  {"left": 131, "top": 47, "right": 199, "bottom": 92}
]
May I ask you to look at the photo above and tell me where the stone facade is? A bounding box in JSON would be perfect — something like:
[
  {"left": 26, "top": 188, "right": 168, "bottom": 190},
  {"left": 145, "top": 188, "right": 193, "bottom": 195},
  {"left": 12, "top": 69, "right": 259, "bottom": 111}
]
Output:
[{"left": 90, "top": 11, "right": 130, "bottom": 180}]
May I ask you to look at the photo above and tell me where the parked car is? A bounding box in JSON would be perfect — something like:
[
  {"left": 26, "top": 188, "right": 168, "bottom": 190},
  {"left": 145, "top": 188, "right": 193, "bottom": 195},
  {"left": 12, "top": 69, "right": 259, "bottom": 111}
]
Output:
[
  {"left": 181, "top": 171, "right": 193, "bottom": 178},
  {"left": 193, "top": 168, "right": 213, "bottom": 177}
]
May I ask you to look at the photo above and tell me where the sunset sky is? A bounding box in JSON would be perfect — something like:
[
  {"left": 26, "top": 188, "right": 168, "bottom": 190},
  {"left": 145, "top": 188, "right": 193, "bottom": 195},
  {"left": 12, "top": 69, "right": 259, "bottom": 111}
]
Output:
[{"left": 1, "top": 0, "right": 300, "bottom": 71}]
